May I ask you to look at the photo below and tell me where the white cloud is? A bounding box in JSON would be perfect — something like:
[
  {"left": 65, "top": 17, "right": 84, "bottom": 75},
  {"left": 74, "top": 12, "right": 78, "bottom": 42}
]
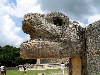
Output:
[
  {"left": 70, "top": 19, "right": 86, "bottom": 27},
  {"left": 77, "top": 21, "right": 86, "bottom": 28},
  {"left": 0, "top": 0, "right": 44, "bottom": 47},
  {"left": 0, "top": 15, "right": 30, "bottom": 47},
  {"left": 88, "top": 14, "right": 100, "bottom": 24},
  {"left": 2, "top": 0, "right": 44, "bottom": 17},
  {"left": 1, "top": 0, "right": 100, "bottom": 47},
  {"left": 13, "top": 0, "right": 44, "bottom": 17}
]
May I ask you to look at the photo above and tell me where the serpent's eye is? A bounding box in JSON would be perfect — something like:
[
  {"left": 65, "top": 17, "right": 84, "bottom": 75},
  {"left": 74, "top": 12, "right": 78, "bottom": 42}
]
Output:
[{"left": 52, "top": 17, "right": 63, "bottom": 26}]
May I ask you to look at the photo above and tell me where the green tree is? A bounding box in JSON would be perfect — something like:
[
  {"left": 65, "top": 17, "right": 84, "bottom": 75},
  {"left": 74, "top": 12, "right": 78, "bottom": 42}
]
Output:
[{"left": 0, "top": 45, "right": 36, "bottom": 67}]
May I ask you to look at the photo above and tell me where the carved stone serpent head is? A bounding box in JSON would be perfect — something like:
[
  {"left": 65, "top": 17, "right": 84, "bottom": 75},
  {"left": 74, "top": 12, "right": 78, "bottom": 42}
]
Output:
[{"left": 20, "top": 12, "right": 84, "bottom": 59}]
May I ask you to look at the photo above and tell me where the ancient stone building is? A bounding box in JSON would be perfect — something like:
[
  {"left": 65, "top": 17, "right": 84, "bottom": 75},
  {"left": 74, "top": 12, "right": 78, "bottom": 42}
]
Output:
[{"left": 20, "top": 12, "right": 100, "bottom": 75}]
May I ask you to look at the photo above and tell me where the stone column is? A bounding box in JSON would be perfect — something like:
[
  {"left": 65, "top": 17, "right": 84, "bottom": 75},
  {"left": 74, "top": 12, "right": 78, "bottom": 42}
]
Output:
[
  {"left": 70, "top": 57, "right": 81, "bottom": 75},
  {"left": 36, "top": 59, "right": 40, "bottom": 64}
]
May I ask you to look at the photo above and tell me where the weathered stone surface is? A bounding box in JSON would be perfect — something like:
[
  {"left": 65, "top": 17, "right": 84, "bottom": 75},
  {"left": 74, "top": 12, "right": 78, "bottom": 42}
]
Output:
[
  {"left": 20, "top": 12, "right": 100, "bottom": 75},
  {"left": 86, "top": 21, "right": 100, "bottom": 75},
  {"left": 20, "top": 12, "right": 84, "bottom": 59}
]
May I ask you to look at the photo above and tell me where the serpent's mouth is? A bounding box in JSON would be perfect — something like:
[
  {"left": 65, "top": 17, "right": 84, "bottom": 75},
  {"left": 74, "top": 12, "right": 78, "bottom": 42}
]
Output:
[{"left": 20, "top": 40, "right": 64, "bottom": 59}]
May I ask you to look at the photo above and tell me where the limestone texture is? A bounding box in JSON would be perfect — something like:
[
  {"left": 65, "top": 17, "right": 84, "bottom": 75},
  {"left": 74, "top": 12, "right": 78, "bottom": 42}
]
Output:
[
  {"left": 86, "top": 21, "right": 100, "bottom": 75},
  {"left": 20, "top": 12, "right": 100, "bottom": 75},
  {"left": 20, "top": 12, "right": 84, "bottom": 58}
]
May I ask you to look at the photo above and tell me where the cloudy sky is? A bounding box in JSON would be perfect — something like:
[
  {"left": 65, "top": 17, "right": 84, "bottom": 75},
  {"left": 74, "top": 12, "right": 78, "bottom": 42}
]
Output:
[{"left": 0, "top": 0, "right": 100, "bottom": 47}]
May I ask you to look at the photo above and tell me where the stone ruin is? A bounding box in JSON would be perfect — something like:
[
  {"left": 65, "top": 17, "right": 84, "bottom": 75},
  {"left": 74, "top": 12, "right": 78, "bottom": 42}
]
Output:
[{"left": 20, "top": 12, "right": 100, "bottom": 75}]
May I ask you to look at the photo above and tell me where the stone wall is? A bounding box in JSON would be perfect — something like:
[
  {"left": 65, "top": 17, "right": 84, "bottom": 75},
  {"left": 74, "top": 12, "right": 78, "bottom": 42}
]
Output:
[{"left": 86, "top": 21, "right": 100, "bottom": 75}]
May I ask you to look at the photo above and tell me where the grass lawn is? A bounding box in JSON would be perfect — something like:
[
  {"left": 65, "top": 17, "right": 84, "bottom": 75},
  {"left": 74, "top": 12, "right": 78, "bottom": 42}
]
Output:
[{"left": 7, "top": 68, "right": 68, "bottom": 75}]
